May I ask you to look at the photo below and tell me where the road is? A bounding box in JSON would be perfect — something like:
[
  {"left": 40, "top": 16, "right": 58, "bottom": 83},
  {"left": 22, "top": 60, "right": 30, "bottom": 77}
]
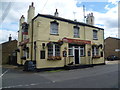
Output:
[{"left": 2, "top": 61, "right": 119, "bottom": 88}]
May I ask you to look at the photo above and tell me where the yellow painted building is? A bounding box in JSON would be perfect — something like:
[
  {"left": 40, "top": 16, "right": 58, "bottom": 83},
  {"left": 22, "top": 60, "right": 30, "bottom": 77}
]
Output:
[{"left": 17, "top": 3, "right": 105, "bottom": 70}]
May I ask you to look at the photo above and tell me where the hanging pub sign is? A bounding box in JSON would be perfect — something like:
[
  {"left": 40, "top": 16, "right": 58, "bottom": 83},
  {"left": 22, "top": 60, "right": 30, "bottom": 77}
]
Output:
[
  {"left": 22, "top": 22, "right": 29, "bottom": 35},
  {"left": 19, "top": 38, "right": 29, "bottom": 46}
]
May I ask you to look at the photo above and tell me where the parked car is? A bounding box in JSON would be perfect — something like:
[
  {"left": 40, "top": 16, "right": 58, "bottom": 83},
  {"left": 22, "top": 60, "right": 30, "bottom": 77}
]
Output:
[{"left": 107, "top": 55, "right": 120, "bottom": 61}]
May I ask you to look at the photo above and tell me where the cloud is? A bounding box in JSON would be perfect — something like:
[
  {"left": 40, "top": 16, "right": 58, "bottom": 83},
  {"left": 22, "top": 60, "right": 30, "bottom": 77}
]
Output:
[
  {"left": 108, "top": 0, "right": 119, "bottom": 5},
  {"left": 0, "top": 29, "right": 18, "bottom": 44},
  {"left": 0, "top": 0, "right": 119, "bottom": 43}
]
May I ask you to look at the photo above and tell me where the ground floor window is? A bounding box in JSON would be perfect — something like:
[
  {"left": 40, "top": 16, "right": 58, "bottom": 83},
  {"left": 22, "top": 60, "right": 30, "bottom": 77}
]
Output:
[
  {"left": 23, "top": 51, "right": 26, "bottom": 57},
  {"left": 68, "top": 45, "right": 73, "bottom": 56},
  {"left": 68, "top": 44, "right": 85, "bottom": 56},
  {"left": 92, "top": 46, "right": 99, "bottom": 56},
  {"left": 80, "top": 46, "right": 84, "bottom": 56},
  {"left": 48, "top": 44, "right": 60, "bottom": 57}
]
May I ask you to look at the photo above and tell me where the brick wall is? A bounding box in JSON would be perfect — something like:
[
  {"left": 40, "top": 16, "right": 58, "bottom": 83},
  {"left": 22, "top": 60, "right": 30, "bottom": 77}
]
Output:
[
  {"left": 104, "top": 37, "right": 120, "bottom": 58},
  {"left": 2, "top": 40, "right": 17, "bottom": 64}
]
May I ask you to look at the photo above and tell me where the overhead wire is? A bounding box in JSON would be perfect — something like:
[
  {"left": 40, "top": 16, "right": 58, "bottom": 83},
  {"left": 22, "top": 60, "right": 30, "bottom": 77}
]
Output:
[
  {"left": 41, "top": 0, "right": 49, "bottom": 13},
  {"left": 0, "top": 2, "right": 14, "bottom": 24}
]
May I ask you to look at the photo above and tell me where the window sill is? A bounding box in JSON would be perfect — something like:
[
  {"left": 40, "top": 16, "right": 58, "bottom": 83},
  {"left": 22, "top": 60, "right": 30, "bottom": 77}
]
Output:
[
  {"left": 50, "top": 33, "right": 59, "bottom": 36},
  {"left": 47, "top": 56, "right": 61, "bottom": 60},
  {"left": 68, "top": 56, "right": 74, "bottom": 57},
  {"left": 93, "top": 38, "right": 98, "bottom": 40},
  {"left": 80, "top": 55, "right": 85, "bottom": 57},
  {"left": 74, "top": 37, "right": 80, "bottom": 38}
]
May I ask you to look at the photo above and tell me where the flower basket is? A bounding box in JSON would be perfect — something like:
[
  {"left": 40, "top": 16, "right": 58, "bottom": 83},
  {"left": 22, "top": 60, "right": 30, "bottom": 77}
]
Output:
[
  {"left": 92, "top": 56, "right": 101, "bottom": 58},
  {"left": 47, "top": 56, "right": 61, "bottom": 60}
]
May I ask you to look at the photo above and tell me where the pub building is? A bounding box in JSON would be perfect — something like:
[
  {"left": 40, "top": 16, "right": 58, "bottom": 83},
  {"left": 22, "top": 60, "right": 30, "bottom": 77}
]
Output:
[{"left": 17, "top": 3, "right": 105, "bottom": 70}]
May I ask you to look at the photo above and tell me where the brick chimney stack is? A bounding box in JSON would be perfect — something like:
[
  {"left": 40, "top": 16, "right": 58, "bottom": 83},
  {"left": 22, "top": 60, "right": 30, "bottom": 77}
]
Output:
[
  {"left": 27, "top": 2, "right": 35, "bottom": 23},
  {"left": 86, "top": 13, "right": 94, "bottom": 25}
]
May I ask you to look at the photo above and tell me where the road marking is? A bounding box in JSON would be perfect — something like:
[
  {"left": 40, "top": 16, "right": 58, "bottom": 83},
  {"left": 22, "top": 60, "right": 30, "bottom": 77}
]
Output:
[
  {"left": 0, "top": 70, "right": 9, "bottom": 77},
  {"left": 2, "top": 82, "right": 51, "bottom": 88}
]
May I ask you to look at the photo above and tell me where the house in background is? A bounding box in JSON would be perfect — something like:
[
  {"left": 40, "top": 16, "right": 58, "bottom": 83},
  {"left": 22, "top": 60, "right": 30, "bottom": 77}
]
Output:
[
  {"left": 104, "top": 37, "right": 120, "bottom": 59},
  {"left": 17, "top": 3, "right": 105, "bottom": 70},
  {"left": 1, "top": 35, "right": 18, "bottom": 65}
]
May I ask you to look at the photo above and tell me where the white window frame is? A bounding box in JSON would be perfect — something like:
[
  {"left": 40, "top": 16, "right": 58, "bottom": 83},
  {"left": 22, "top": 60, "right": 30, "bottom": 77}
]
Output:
[
  {"left": 92, "top": 46, "right": 99, "bottom": 56},
  {"left": 48, "top": 44, "right": 60, "bottom": 57},
  {"left": 80, "top": 46, "right": 84, "bottom": 56},
  {"left": 68, "top": 46, "right": 73, "bottom": 56},
  {"left": 68, "top": 45, "right": 84, "bottom": 56},
  {"left": 93, "top": 30, "right": 98, "bottom": 40},
  {"left": 50, "top": 22, "right": 58, "bottom": 35},
  {"left": 48, "top": 44, "right": 53, "bottom": 57},
  {"left": 74, "top": 27, "right": 79, "bottom": 38}
]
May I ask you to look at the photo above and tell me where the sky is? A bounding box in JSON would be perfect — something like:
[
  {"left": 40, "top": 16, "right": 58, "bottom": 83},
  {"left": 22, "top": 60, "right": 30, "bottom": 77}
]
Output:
[{"left": 0, "top": 0, "right": 119, "bottom": 44}]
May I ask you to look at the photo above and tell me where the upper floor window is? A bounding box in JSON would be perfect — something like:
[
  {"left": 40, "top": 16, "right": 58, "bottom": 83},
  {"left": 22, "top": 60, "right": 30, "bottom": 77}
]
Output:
[
  {"left": 50, "top": 21, "right": 59, "bottom": 35},
  {"left": 93, "top": 30, "right": 98, "bottom": 40},
  {"left": 74, "top": 26, "right": 80, "bottom": 38}
]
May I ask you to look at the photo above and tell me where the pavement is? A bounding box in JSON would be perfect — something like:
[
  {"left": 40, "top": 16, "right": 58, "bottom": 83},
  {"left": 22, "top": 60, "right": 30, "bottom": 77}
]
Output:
[
  {"left": 2, "top": 60, "right": 119, "bottom": 70},
  {"left": 105, "top": 60, "right": 119, "bottom": 64},
  {"left": 1, "top": 60, "right": 119, "bottom": 88}
]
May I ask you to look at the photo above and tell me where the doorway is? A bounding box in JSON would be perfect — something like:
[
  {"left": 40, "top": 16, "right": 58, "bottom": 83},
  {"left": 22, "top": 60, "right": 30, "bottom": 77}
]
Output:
[{"left": 74, "top": 49, "right": 79, "bottom": 64}]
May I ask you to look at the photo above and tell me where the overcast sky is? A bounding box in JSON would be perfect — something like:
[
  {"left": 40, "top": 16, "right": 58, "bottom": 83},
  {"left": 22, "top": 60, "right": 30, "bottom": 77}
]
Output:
[{"left": 0, "top": 0, "right": 119, "bottom": 43}]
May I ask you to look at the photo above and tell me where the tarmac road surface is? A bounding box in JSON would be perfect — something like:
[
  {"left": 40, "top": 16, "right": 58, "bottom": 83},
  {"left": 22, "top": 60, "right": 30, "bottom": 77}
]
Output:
[{"left": 2, "top": 60, "right": 119, "bottom": 88}]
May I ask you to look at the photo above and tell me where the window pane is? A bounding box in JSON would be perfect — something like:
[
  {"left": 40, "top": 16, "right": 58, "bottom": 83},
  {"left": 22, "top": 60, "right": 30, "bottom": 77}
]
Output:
[
  {"left": 96, "top": 47, "right": 99, "bottom": 55},
  {"left": 69, "top": 49, "right": 73, "bottom": 56},
  {"left": 80, "top": 47, "right": 84, "bottom": 56},
  {"left": 92, "top": 46, "right": 99, "bottom": 56},
  {"left": 55, "top": 45, "right": 60, "bottom": 56},
  {"left": 74, "top": 27, "right": 79, "bottom": 38},
  {"left": 50, "top": 23, "right": 58, "bottom": 34},
  {"left": 93, "top": 30, "right": 97, "bottom": 39},
  {"left": 48, "top": 44, "right": 53, "bottom": 56}
]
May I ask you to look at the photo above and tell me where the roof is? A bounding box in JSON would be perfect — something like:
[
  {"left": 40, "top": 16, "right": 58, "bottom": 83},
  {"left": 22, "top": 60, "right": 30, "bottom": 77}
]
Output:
[
  {"left": 105, "top": 37, "right": 120, "bottom": 40},
  {"left": 1, "top": 40, "right": 18, "bottom": 45},
  {"left": 33, "top": 14, "right": 104, "bottom": 30}
]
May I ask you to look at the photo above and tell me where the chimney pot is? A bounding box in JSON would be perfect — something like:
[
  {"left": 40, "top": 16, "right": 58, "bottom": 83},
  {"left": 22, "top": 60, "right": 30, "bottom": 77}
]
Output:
[
  {"left": 21, "top": 15, "right": 24, "bottom": 18},
  {"left": 54, "top": 9, "right": 59, "bottom": 17},
  {"left": 9, "top": 34, "right": 12, "bottom": 42},
  {"left": 31, "top": 2, "right": 34, "bottom": 7}
]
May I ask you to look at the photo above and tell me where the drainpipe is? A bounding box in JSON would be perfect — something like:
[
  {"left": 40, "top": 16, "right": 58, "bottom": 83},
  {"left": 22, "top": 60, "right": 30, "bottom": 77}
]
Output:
[
  {"left": 103, "top": 29, "right": 105, "bottom": 64},
  {"left": 31, "top": 19, "right": 34, "bottom": 61}
]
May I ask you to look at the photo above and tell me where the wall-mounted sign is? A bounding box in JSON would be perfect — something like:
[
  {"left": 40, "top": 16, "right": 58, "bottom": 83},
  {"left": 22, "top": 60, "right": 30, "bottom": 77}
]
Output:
[
  {"left": 63, "top": 51, "right": 67, "bottom": 57},
  {"left": 62, "top": 38, "right": 91, "bottom": 45}
]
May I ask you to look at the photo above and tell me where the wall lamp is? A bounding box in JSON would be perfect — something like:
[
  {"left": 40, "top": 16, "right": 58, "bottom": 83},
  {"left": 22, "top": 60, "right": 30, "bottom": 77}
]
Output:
[{"left": 42, "top": 43, "right": 45, "bottom": 49}]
